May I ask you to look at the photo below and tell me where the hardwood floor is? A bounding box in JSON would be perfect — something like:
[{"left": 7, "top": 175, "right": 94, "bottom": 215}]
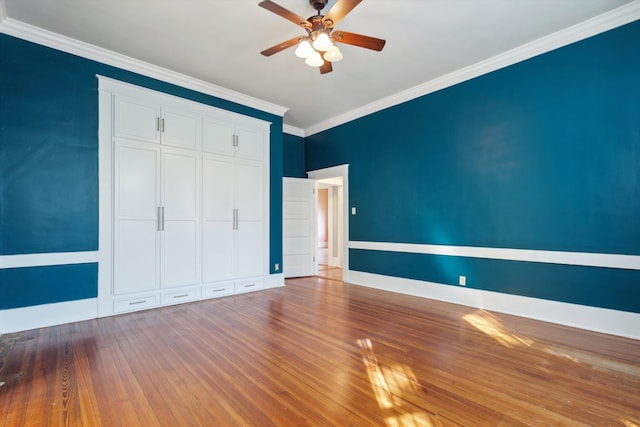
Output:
[{"left": 1, "top": 277, "right": 639, "bottom": 426}]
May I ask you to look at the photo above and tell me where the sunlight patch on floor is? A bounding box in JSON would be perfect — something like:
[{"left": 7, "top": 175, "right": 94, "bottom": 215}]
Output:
[
  {"left": 463, "top": 311, "right": 534, "bottom": 348},
  {"left": 357, "top": 338, "right": 442, "bottom": 426}
]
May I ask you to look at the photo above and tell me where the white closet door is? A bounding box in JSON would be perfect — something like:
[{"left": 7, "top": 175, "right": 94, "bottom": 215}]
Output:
[
  {"left": 235, "top": 124, "right": 265, "bottom": 161},
  {"left": 113, "top": 141, "right": 160, "bottom": 294},
  {"left": 161, "top": 148, "right": 201, "bottom": 288},
  {"left": 237, "top": 160, "right": 263, "bottom": 221},
  {"left": 203, "top": 155, "right": 236, "bottom": 282},
  {"left": 161, "top": 107, "right": 201, "bottom": 150},
  {"left": 113, "top": 96, "right": 160, "bottom": 144},
  {"left": 203, "top": 116, "right": 235, "bottom": 156},
  {"left": 236, "top": 160, "right": 264, "bottom": 277}
]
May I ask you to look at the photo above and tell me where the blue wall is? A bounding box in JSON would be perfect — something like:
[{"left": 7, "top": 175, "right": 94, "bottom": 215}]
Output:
[
  {"left": 0, "top": 34, "right": 283, "bottom": 309},
  {"left": 306, "top": 21, "right": 640, "bottom": 313},
  {"left": 283, "top": 133, "right": 306, "bottom": 178}
]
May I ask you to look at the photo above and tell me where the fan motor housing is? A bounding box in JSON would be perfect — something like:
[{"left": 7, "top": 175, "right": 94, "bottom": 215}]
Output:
[{"left": 310, "top": 0, "right": 328, "bottom": 12}]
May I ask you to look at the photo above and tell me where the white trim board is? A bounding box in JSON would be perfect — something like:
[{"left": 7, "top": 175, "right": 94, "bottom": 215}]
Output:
[
  {"left": 347, "top": 270, "right": 640, "bottom": 340},
  {"left": 0, "top": 251, "right": 98, "bottom": 269},
  {"left": 0, "top": 18, "right": 288, "bottom": 117},
  {"left": 0, "top": 298, "right": 97, "bottom": 334},
  {"left": 305, "top": 1, "right": 640, "bottom": 136},
  {"left": 349, "top": 241, "right": 640, "bottom": 271}
]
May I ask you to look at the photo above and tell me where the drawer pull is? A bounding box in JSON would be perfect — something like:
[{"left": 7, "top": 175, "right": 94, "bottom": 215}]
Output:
[
  {"left": 244, "top": 284, "right": 255, "bottom": 288},
  {"left": 211, "top": 288, "right": 226, "bottom": 292},
  {"left": 129, "top": 300, "right": 147, "bottom": 305},
  {"left": 173, "top": 294, "right": 189, "bottom": 299}
]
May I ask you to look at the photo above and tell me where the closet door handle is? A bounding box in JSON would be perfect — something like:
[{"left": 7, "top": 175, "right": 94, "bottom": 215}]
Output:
[
  {"left": 161, "top": 207, "right": 165, "bottom": 231},
  {"left": 161, "top": 118, "right": 165, "bottom": 132},
  {"left": 157, "top": 207, "right": 161, "bottom": 231},
  {"left": 156, "top": 117, "right": 160, "bottom": 132}
]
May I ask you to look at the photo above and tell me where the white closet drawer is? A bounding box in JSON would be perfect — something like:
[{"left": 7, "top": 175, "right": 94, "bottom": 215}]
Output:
[
  {"left": 202, "top": 283, "right": 235, "bottom": 299},
  {"left": 235, "top": 279, "right": 264, "bottom": 294},
  {"left": 114, "top": 294, "right": 159, "bottom": 313},
  {"left": 161, "top": 288, "right": 200, "bottom": 305}
]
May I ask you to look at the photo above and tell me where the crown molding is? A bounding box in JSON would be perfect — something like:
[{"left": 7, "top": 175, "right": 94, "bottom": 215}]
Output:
[
  {"left": 0, "top": 17, "right": 289, "bottom": 117},
  {"left": 283, "top": 124, "right": 305, "bottom": 138},
  {"left": 305, "top": 1, "right": 640, "bottom": 136}
]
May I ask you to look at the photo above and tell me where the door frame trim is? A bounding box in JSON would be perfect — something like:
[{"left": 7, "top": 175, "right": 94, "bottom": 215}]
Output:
[{"left": 307, "top": 164, "right": 349, "bottom": 282}]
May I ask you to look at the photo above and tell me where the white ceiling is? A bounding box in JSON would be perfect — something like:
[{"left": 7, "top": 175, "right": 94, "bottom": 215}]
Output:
[{"left": 1, "top": 0, "right": 637, "bottom": 133}]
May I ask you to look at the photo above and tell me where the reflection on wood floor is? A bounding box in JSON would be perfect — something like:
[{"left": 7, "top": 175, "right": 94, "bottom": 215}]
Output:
[
  {"left": 1, "top": 277, "right": 639, "bottom": 426},
  {"left": 317, "top": 264, "right": 343, "bottom": 281}
]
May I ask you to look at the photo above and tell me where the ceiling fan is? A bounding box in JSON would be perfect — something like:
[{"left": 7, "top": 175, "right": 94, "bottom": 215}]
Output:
[{"left": 259, "top": 0, "right": 386, "bottom": 74}]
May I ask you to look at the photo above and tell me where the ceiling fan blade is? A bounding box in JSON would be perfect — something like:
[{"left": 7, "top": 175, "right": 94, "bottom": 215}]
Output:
[
  {"left": 261, "top": 36, "right": 301, "bottom": 56},
  {"left": 259, "top": 0, "right": 311, "bottom": 28},
  {"left": 320, "top": 60, "right": 333, "bottom": 74},
  {"left": 333, "top": 31, "right": 386, "bottom": 51},
  {"left": 323, "top": 0, "right": 362, "bottom": 28}
]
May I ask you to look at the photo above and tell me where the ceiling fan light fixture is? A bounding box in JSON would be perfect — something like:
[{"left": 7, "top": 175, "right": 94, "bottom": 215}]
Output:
[
  {"left": 294, "top": 39, "right": 314, "bottom": 58},
  {"left": 323, "top": 45, "right": 343, "bottom": 62},
  {"left": 312, "top": 32, "right": 333, "bottom": 51},
  {"left": 305, "top": 51, "right": 324, "bottom": 67}
]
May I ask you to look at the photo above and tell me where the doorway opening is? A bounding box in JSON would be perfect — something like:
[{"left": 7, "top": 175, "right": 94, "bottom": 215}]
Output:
[
  {"left": 316, "top": 177, "right": 343, "bottom": 281},
  {"left": 307, "top": 164, "right": 349, "bottom": 283}
]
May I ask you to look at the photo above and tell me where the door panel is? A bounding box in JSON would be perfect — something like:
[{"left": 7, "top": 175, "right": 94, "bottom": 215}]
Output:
[
  {"left": 282, "top": 178, "right": 315, "bottom": 278},
  {"left": 237, "top": 220, "right": 263, "bottom": 278},
  {"left": 203, "top": 221, "right": 236, "bottom": 282},
  {"left": 203, "top": 116, "right": 235, "bottom": 156},
  {"left": 162, "top": 220, "right": 199, "bottom": 287},
  {"left": 114, "top": 220, "right": 159, "bottom": 294},
  {"left": 161, "top": 107, "right": 201, "bottom": 150},
  {"left": 114, "top": 96, "right": 160, "bottom": 144},
  {"left": 204, "top": 156, "right": 235, "bottom": 221},
  {"left": 235, "top": 125, "right": 265, "bottom": 161},
  {"left": 115, "top": 144, "right": 160, "bottom": 218},
  {"left": 114, "top": 142, "right": 161, "bottom": 294},
  {"left": 237, "top": 160, "right": 263, "bottom": 221}
]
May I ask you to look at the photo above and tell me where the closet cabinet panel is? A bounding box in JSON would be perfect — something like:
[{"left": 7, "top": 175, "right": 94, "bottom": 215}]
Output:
[
  {"left": 203, "top": 116, "right": 235, "bottom": 156},
  {"left": 203, "top": 221, "right": 236, "bottom": 282},
  {"left": 235, "top": 124, "right": 266, "bottom": 161},
  {"left": 161, "top": 107, "right": 201, "bottom": 150},
  {"left": 113, "top": 142, "right": 161, "bottom": 294},
  {"left": 237, "top": 160, "right": 263, "bottom": 221},
  {"left": 114, "top": 97, "right": 160, "bottom": 144},
  {"left": 114, "top": 221, "right": 159, "bottom": 294},
  {"left": 161, "top": 149, "right": 201, "bottom": 288},
  {"left": 237, "top": 221, "right": 263, "bottom": 278},
  {"left": 203, "top": 156, "right": 235, "bottom": 220}
]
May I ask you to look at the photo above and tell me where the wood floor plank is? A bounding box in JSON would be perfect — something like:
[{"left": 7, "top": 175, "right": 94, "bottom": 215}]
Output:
[{"left": 1, "top": 277, "right": 639, "bottom": 426}]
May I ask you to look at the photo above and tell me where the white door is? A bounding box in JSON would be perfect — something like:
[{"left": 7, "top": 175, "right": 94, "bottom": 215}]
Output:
[
  {"left": 202, "top": 116, "right": 235, "bottom": 156},
  {"left": 161, "top": 148, "right": 201, "bottom": 288},
  {"left": 161, "top": 107, "right": 201, "bottom": 150},
  {"left": 203, "top": 155, "right": 236, "bottom": 282},
  {"left": 113, "top": 141, "right": 161, "bottom": 294},
  {"left": 113, "top": 96, "right": 160, "bottom": 144},
  {"left": 237, "top": 160, "right": 264, "bottom": 277},
  {"left": 235, "top": 124, "right": 265, "bottom": 161},
  {"left": 282, "top": 178, "right": 316, "bottom": 278}
]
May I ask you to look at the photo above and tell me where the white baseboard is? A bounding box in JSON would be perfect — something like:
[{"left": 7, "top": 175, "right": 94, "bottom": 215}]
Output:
[
  {"left": 265, "top": 273, "right": 285, "bottom": 288},
  {"left": 0, "top": 298, "right": 97, "bottom": 334},
  {"left": 347, "top": 270, "right": 640, "bottom": 340}
]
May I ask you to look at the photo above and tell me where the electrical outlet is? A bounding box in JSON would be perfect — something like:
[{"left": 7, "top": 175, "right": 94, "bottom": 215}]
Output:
[
  {"left": 275, "top": 263, "right": 280, "bottom": 271},
  {"left": 459, "top": 276, "right": 466, "bottom": 286},
  {"left": 352, "top": 207, "right": 357, "bottom": 215}
]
